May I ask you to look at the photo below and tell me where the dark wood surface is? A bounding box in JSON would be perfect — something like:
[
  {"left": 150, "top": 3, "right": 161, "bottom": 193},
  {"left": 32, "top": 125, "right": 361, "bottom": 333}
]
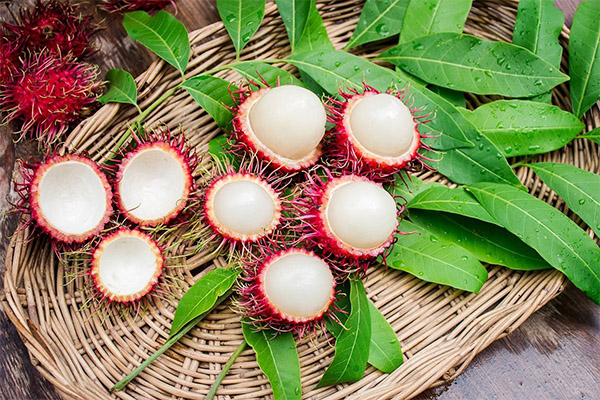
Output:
[{"left": 1, "top": 1, "right": 597, "bottom": 399}]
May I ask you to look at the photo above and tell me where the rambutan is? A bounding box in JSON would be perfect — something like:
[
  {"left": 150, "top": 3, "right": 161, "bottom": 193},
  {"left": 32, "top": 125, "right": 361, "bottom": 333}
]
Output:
[
  {"left": 91, "top": 228, "right": 163, "bottom": 303},
  {"left": 325, "top": 84, "right": 434, "bottom": 179},
  {"left": 14, "top": 153, "right": 113, "bottom": 244},
  {"left": 0, "top": 27, "right": 20, "bottom": 88},
  {"left": 293, "top": 168, "right": 401, "bottom": 261},
  {"left": 1, "top": 51, "right": 101, "bottom": 145},
  {"left": 232, "top": 84, "right": 327, "bottom": 172},
  {"left": 100, "top": 0, "right": 175, "bottom": 13},
  {"left": 6, "top": 0, "right": 99, "bottom": 59},
  {"left": 114, "top": 128, "right": 198, "bottom": 227},
  {"left": 237, "top": 248, "right": 337, "bottom": 336}
]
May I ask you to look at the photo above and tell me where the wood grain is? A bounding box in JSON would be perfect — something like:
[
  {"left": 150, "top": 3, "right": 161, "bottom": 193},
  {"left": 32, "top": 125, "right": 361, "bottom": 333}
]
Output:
[{"left": 0, "top": 1, "right": 596, "bottom": 400}]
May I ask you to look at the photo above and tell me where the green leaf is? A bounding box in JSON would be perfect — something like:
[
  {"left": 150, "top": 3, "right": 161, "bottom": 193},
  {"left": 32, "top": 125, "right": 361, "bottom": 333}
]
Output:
[
  {"left": 513, "top": 0, "right": 564, "bottom": 103},
  {"left": 468, "top": 182, "right": 600, "bottom": 305},
  {"left": 409, "top": 209, "right": 551, "bottom": 271},
  {"left": 407, "top": 185, "right": 499, "bottom": 225},
  {"left": 217, "top": 0, "right": 265, "bottom": 57},
  {"left": 325, "top": 281, "right": 350, "bottom": 338},
  {"left": 581, "top": 127, "right": 600, "bottom": 145},
  {"left": 287, "top": 49, "right": 475, "bottom": 150},
  {"left": 170, "top": 267, "right": 240, "bottom": 337},
  {"left": 426, "top": 130, "right": 523, "bottom": 187},
  {"left": 528, "top": 162, "right": 600, "bottom": 236},
  {"left": 182, "top": 75, "right": 237, "bottom": 128},
  {"left": 318, "top": 279, "right": 370, "bottom": 387},
  {"left": 389, "top": 172, "right": 441, "bottom": 203},
  {"left": 293, "top": 0, "right": 333, "bottom": 54},
  {"left": 229, "top": 61, "right": 305, "bottom": 87},
  {"left": 367, "top": 300, "right": 403, "bottom": 373},
  {"left": 123, "top": 11, "right": 190, "bottom": 76},
  {"left": 399, "top": 0, "right": 472, "bottom": 43},
  {"left": 242, "top": 324, "right": 301, "bottom": 400},
  {"left": 386, "top": 220, "right": 488, "bottom": 293},
  {"left": 569, "top": 0, "right": 600, "bottom": 118},
  {"left": 463, "top": 100, "right": 584, "bottom": 157},
  {"left": 98, "top": 69, "right": 138, "bottom": 106},
  {"left": 379, "top": 32, "right": 569, "bottom": 97},
  {"left": 428, "top": 85, "right": 465, "bottom": 108},
  {"left": 275, "top": 0, "right": 311, "bottom": 53},
  {"left": 208, "top": 135, "right": 239, "bottom": 167},
  {"left": 346, "top": 0, "right": 409, "bottom": 49}
]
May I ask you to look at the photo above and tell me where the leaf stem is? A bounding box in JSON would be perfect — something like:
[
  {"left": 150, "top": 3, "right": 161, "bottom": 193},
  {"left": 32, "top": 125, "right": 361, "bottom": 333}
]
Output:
[
  {"left": 111, "top": 288, "right": 234, "bottom": 392},
  {"left": 202, "top": 58, "right": 283, "bottom": 77},
  {"left": 206, "top": 340, "right": 248, "bottom": 400},
  {"left": 511, "top": 154, "right": 540, "bottom": 168}
]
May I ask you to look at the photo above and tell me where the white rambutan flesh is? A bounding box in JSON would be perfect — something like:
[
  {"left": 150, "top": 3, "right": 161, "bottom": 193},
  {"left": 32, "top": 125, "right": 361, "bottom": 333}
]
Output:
[
  {"left": 349, "top": 93, "right": 416, "bottom": 157},
  {"left": 92, "top": 229, "right": 163, "bottom": 303},
  {"left": 261, "top": 249, "right": 335, "bottom": 322},
  {"left": 205, "top": 173, "right": 281, "bottom": 242},
  {"left": 30, "top": 156, "right": 112, "bottom": 243},
  {"left": 326, "top": 178, "right": 397, "bottom": 251},
  {"left": 117, "top": 142, "right": 192, "bottom": 225}
]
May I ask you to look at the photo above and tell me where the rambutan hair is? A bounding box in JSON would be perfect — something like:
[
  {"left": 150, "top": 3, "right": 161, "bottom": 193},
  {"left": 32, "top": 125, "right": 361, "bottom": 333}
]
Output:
[
  {"left": 0, "top": 27, "right": 20, "bottom": 88},
  {"left": 100, "top": 0, "right": 175, "bottom": 13},
  {"left": 324, "top": 83, "right": 436, "bottom": 181},
  {"left": 0, "top": 51, "right": 101, "bottom": 146},
  {"left": 6, "top": 0, "right": 99, "bottom": 59}
]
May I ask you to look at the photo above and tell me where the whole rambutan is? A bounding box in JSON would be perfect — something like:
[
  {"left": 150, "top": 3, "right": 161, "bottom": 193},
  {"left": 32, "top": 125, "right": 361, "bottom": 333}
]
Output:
[
  {"left": 231, "top": 83, "right": 327, "bottom": 172},
  {"left": 0, "top": 27, "right": 20, "bottom": 88},
  {"left": 325, "top": 83, "right": 435, "bottom": 179},
  {"left": 114, "top": 128, "right": 198, "bottom": 227},
  {"left": 13, "top": 153, "right": 113, "bottom": 244},
  {"left": 6, "top": 0, "right": 99, "bottom": 59},
  {"left": 292, "top": 167, "right": 402, "bottom": 262},
  {"left": 100, "top": 0, "right": 175, "bottom": 13},
  {"left": 237, "top": 247, "right": 338, "bottom": 336},
  {"left": 1, "top": 51, "right": 101, "bottom": 145}
]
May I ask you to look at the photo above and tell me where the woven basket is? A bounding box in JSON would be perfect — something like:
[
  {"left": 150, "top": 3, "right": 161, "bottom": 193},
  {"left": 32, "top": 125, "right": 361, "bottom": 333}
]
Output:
[{"left": 3, "top": 0, "right": 599, "bottom": 399}]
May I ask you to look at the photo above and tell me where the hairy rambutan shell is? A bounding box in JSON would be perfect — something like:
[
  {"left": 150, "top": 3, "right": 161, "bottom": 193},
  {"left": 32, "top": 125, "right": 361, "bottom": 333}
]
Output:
[
  {"left": 0, "top": 27, "right": 19, "bottom": 87},
  {"left": 204, "top": 173, "right": 282, "bottom": 243},
  {"left": 239, "top": 248, "right": 336, "bottom": 333},
  {"left": 116, "top": 141, "right": 193, "bottom": 226},
  {"left": 28, "top": 155, "right": 112, "bottom": 243},
  {"left": 296, "top": 172, "right": 399, "bottom": 259},
  {"left": 91, "top": 229, "right": 163, "bottom": 303},
  {"left": 7, "top": 0, "right": 98, "bottom": 59},
  {"left": 233, "top": 85, "right": 326, "bottom": 171},
  {"left": 1, "top": 51, "right": 101, "bottom": 145},
  {"left": 100, "top": 0, "right": 174, "bottom": 13}
]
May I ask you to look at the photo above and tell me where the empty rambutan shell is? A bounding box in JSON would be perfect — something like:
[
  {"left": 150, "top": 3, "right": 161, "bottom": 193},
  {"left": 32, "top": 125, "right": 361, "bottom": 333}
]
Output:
[
  {"left": 115, "top": 139, "right": 195, "bottom": 226},
  {"left": 1, "top": 51, "right": 101, "bottom": 145},
  {"left": 100, "top": 0, "right": 175, "bottom": 13},
  {"left": 295, "top": 171, "right": 400, "bottom": 260},
  {"left": 326, "top": 85, "right": 433, "bottom": 177},
  {"left": 204, "top": 172, "right": 282, "bottom": 243},
  {"left": 26, "top": 154, "right": 113, "bottom": 244},
  {"left": 232, "top": 84, "right": 327, "bottom": 172},
  {"left": 91, "top": 229, "right": 163, "bottom": 303},
  {"left": 6, "top": 0, "right": 98, "bottom": 59},
  {"left": 239, "top": 248, "right": 336, "bottom": 333}
]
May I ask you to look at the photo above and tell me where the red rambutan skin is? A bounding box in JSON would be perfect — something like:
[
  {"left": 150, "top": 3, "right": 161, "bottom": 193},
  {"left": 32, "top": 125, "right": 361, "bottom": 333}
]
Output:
[
  {"left": 21, "top": 154, "right": 113, "bottom": 244},
  {"left": 292, "top": 168, "right": 402, "bottom": 263},
  {"left": 0, "top": 51, "right": 101, "bottom": 146},
  {"left": 6, "top": 0, "right": 99, "bottom": 59},
  {"left": 100, "top": 0, "right": 175, "bottom": 13},
  {"left": 114, "top": 129, "right": 198, "bottom": 227},
  {"left": 231, "top": 85, "right": 323, "bottom": 173},
  {"left": 237, "top": 248, "right": 337, "bottom": 337},
  {"left": 0, "top": 27, "right": 20, "bottom": 88},
  {"left": 325, "top": 83, "right": 436, "bottom": 181},
  {"left": 91, "top": 228, "right": 164, "bottom": 304}
]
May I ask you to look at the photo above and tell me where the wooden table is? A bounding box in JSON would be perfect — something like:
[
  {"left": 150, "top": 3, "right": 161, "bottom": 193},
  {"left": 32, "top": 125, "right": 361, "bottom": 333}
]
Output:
[{"left": 1, "top": 1, "right": 597, "bottom": 399}]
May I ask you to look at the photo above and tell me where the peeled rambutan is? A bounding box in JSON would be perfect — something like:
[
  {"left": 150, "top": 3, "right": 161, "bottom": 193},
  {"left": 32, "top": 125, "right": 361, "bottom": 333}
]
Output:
[
  {"left": 0, "top": 27, "right": 20, "bottom": 88},
  {"left": 293, "top": 168, "right": 401, "bottom": 261},
  {"left": 114, "top": 128, "right": 197, "bottom": 227},
  {"left": 100, "top": 0, "right": 175, "bottom": 13},
  {"left": 325, "top": 84, "right": 434, "bottom": 178},
  {"left": 1, "top": 51, "right": 101, "bottom": 145},
  {"left": 14, "top": 154, "right": 113, "bottom": 244},
  {"left": 237, "top": 248, "right": 337, "bottom": 335},
  {"left": 91, "top": 228, "right": 163, "bottom": 303},
  {"left": 232, "top": 84, "right": 327, "bottom": 172},
  {"left": 6, "top": 0, "right": 99, "bottom": 59}
]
